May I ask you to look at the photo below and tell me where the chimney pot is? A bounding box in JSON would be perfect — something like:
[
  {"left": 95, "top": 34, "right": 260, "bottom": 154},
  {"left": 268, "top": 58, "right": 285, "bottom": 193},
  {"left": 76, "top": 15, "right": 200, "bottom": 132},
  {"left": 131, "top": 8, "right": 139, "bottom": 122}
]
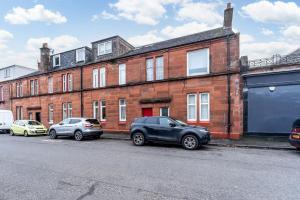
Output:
[{"left": 224, "top": 2, "right": 233, "bottom": 29}]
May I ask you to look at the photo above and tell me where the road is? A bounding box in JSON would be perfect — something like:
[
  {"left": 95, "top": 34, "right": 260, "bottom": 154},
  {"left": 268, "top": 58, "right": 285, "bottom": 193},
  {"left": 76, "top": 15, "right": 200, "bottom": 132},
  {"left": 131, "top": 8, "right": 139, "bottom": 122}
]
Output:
[{"left": 0, "top": 134, "right": 299, "bottom": 200}]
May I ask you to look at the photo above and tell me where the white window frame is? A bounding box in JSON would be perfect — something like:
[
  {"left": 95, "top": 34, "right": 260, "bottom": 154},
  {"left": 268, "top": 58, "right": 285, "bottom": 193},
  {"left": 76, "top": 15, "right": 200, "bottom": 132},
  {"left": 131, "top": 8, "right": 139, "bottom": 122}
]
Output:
[
  {"left": 100, "top": 100, "right": 106, "bottom": 121},
  {"left": 187, "top": 94, "right": 197, "bottom": 121},
  {"left": 62, "top": 74, "right": 67, "bottom": 92},
  {"left": 48, "top": 104, "right": 54, "bottom": 124},
  {"left": 160, "top": 107, "right": 169, "bottom": 117},
  {"left": 0, "top": 86, "right": 3, "bottom": 101},
  {"left": 53, "top": 54, "right": 60, "bottom": 67},
  {"left": 156, "top": 56, "right": 164, "bottom": 80},
  {"left": 93, "top": 101, "right": 99, "bottom": 119},
  {"left": 48, "top": 77, "right": 53, "bottom": 93},
  {"left": 19, "top": 82, "right": 23, "bottom": 97},
  {"left": 119, "top": 99, "right": 126, "bottom": 122},
  {"left": 68, "top": 74, "right": 73, "bottom": 91},
  {"left": 67, "top": 103, "right": 72, "bottom": 118},
  {"left": 119, "top": 64, "right": 126, "bottom": 85},
  {"left": 199, "top": 93, "right": 210, "bottom": 121},
  {"left": 62, "top": 103, "right": 67, "bottom": 120},
  {"left": 146, "top": 58, "right": 154, "bottom": 81},
  {"left": 29, "top": 112, "right": 33, "bottom": 120},
  {"left": 35, "top": 79, "right": 39, "bottom": 95},
  {"left": 16, "top": 83, "right": 20, "bottom": 97},
  {"left": 76, "top": 48, "right": 85, "bottom": 63},
  {"left": 98, "top": 41, "right": 112, "bottom": 55},
  {"left": 187, "top": 48, "right": 209, "bottom": 76},
  {"left": 93, "top": 68, "right": 99, "bottom": 88},
  {"left": 16, "top": 106, "right": 23, "bottom": 120},
  {"left": 30, "top": 80, "right": 35, "bottom": 96},
  {"left": 100, "top": 67, "right": 106, "bottom": 87}
]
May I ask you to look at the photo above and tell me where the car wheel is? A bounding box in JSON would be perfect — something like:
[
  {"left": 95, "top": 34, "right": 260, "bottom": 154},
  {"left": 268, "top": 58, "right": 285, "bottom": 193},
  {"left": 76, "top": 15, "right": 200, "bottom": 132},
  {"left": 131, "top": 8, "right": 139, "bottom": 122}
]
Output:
[
  {"left": 10, "top": 130, "right": 14, "bottom": 136},
  {"left": 74, "top": 130, "right": 83, "bottom": 141},
  {"left": 24, "top": 130, "right": 28, "bottom": 137},
  {"left": 182, "top": 134, "right": 199, "bottom": 150},
  {"left": 49, "top": 130, "right": 57, "bottom": 139},
  {"left": 132, "top": 132, "right": 145, "bottom": 146}
]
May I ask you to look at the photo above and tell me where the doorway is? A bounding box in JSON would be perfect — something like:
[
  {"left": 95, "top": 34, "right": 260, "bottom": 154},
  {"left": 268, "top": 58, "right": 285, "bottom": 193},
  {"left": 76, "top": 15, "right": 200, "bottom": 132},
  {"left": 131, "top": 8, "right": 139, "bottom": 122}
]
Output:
[
  {"left": 35, "top": 112, "right": 41, "bottom": 122},
  {"left": 142, "top": 108, "right": 153, "bottom": 117}
]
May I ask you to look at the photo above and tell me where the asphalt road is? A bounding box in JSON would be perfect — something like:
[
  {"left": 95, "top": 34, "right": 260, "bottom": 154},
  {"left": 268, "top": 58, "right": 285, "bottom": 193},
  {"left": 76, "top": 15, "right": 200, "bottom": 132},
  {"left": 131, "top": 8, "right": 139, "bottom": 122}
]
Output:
[{"left": 0, "top": 134, "right": 299, "bottom": 200}]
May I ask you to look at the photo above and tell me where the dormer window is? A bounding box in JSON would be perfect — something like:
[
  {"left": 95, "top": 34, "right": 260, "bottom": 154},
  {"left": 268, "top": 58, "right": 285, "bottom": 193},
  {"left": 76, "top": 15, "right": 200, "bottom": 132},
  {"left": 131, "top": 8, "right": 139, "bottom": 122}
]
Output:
[
  {"left": 53, "top": 54, "right": 60, "bottom": 67},
  {"left": 76, "top": 48, "right": 85, "bottom": 63},
  {"left": 98, "top": 41, "right": 112, "bottom": 56}
]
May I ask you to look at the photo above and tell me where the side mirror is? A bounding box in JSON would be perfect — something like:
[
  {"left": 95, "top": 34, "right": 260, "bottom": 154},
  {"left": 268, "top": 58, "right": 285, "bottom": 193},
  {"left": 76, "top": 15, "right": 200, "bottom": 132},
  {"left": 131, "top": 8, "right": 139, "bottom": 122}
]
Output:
[
  {"left": 169, "top": 122, "right": 176, "bottom": 127},
  {"left": 59, "top": 122, "right": 64, "bottom": 125}
]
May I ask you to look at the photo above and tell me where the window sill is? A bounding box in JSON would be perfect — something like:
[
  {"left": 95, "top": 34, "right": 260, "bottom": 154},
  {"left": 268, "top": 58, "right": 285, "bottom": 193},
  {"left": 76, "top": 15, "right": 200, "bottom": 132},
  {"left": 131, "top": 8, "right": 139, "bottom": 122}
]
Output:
[{"left": 119, "top": 121, "right": 126, "bottom": 125}]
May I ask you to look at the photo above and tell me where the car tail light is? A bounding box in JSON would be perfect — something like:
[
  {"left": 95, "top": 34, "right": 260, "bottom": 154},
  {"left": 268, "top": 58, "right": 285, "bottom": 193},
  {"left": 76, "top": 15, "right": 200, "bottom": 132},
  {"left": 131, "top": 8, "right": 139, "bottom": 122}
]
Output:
[
  {"left": 84, "top": 123, "right": 93, "bottom": 128},
  {"left": 292, "top": 127, "right": 300, "bottom": 134}
]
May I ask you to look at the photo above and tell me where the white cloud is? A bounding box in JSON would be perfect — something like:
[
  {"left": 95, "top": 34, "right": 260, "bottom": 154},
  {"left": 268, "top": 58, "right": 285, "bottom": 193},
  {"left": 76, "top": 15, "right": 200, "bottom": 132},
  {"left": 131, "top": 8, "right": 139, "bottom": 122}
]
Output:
[
  {"left": 128, "top": 31, "right": 163, "bottom": 46},
  {"left": 240, "top": 34, "right": 255, "bottom": 43},
  {"left": 176, "top": 2, "right": 223, "bottom": 26},
  {"left": 92, "top": 10, "right": 119, "bottom": 21},
  {"left": 5, "top": 4, "right": 67, "bottom": 25},
  {"left": 107, "top": 0, "right": 184, "bottom": 25},
  {"left": 261, "top": 28, "right": 274, "bottom": 36},
  {"left": 161, "top": 22, "right": 216, "bottom": 38},
  {"left": 282, "top": 25, "right": 300, "bottom": 40},
  {"left": 241, "top": 1, "right": 300, "bottom": 25},
  {"left": 27, "top": 35, "right": 80, "bottom": 53},
  {"left": 0, "top": 29, "right": 13, "bottom": 50}
]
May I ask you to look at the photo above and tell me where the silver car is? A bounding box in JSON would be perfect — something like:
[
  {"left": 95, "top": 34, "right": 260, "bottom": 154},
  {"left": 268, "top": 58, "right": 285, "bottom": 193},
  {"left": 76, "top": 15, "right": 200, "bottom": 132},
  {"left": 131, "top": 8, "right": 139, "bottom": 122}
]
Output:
[{"left": 49, "top": 118, "right": 103, "bottom": 141}]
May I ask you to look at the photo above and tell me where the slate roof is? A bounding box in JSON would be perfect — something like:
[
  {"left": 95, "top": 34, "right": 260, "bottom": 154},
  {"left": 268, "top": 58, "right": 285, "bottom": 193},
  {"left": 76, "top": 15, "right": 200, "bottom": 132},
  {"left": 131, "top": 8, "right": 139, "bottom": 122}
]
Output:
[{"left": 10, "top": 27, "right": 236, "bottom": 81}]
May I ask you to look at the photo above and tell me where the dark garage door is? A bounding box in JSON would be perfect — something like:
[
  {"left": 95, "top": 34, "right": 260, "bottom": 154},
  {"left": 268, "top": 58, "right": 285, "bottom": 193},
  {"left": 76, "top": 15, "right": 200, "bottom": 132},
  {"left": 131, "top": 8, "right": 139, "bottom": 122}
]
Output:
[{"left": 245, "top": 71, "right": 300, "bottom": 135}]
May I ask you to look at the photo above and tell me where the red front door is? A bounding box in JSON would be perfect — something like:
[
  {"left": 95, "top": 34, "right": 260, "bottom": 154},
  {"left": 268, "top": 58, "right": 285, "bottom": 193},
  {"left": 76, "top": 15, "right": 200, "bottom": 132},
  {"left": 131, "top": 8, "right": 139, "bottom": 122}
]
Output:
[{"left": 142, "top": 108, "right": 153, "bottom": 117}]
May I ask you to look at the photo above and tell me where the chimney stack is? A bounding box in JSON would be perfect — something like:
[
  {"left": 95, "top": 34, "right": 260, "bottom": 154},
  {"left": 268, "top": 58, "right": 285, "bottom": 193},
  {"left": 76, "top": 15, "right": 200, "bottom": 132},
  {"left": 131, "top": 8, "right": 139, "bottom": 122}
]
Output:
[
  {"left": 38, "top": 43, "right": 50, "bottom": 72},
  {"left": 223, "top": 2, "right": 233, "bottom": 29}
]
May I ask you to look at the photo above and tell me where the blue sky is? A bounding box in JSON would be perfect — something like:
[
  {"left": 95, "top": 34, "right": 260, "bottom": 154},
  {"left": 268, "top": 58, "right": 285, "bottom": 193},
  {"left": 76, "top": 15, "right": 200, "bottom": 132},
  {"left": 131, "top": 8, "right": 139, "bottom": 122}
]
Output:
[{"left": 0, "top": 0, "right": 300, "bottom": 69}]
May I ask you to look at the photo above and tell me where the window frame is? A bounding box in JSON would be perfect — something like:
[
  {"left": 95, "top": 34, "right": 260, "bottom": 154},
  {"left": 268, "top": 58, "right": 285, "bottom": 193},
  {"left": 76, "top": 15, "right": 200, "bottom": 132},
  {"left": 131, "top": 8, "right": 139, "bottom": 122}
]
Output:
[
  {"left": 119, "top": 64, "right": 126, "bottom": 85},
  {"left": 16, "top": 83, "right": 20, "bottom": 97},
  {"left": 67, "top": 103, "right": 72, "bottom": 118},
  {"left": 93, "top": 101, "right": 99, "bottom": 120},
  {"left": 187, "top": 48, "right": 210, "bottom": 76},
  {"left": 99, "top": 67, "right": 106, "bottom": 87},
  {"left": 100, "top": 100, "right": 106, "bottom": 121},
  {"left": 0, "top": 86, "right": 3, "bottom": 101},
  {"left": 4, "top": 68, "right": 10, "bottom": 78},
  {"left": 98, "top": 40, "right": 112, "bottom": 56},
  {"left": 187, "top": 94, "right": 197, "bottom": 122},
  {"left": 146, "top": 58, "right": 154, "bottom": 81},
  {"left": 62, "top": 74, "right": 67, "bottom": 92},
  {"left": 67, "top": 73, "right": 73, "bottom": 92},
  {"left": 48, "top": 104, "right": 54, "bottom": 124},
  {"left": 92, "top": 68, "right": 99, "bottom": 88},
  {"left": 119, "top": 99, "right": 126, "bottom": 122},
  {"left": 156, "top": 56, "right": 164, "bottom": 80},
  {"left": 34, "top": 79, "right": 39, "bottom": 95},
  {"left": 48, "top": 76, "right": 53, "bottom": 94},
  {"left": 160, "top": 107, "right": 169, "bottom": 117},
  {"left": 76, "top": 48, "right": 85, "bottom": 63},
  {"left": 62, "top": 103, "right": 67, "bottom": 120},
  {"left": 199, "top": 93, "right": 210, "bottom": 121},
  {"left": 30, "top": 80, "right": 35, "bottom": 96},
  {"left": 53, "top": 54, "right": 60, "bottom": 67}
]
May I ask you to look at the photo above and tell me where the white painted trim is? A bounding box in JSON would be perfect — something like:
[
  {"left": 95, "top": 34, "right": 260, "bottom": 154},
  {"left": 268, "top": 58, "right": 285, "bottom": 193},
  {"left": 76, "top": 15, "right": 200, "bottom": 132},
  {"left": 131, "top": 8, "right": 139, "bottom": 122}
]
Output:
[
  {"left": 187, "top": 94, "right": 197, "bottom": 121},
  {"left": 187, "top": 48, "right": 209, "bottom": 76},
  {"left": 199, "top": 93, "right": 210, "bottom": 121}
]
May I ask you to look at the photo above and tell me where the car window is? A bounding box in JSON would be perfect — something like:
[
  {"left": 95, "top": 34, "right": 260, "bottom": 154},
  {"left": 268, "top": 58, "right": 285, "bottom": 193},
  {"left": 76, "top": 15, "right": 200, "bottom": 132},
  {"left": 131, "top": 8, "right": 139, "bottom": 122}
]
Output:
[
  {"left": 144, "top": 117, "right": 159, "bottom": 125},
  {"left": 159, "top": 118, "right": 172, "bottom": 127},
  {"left": 14, "top": 120, "right": 19, "bottom": 125},
  {"left": 85, "top": 119, "right": 99, "bottom": 124},
  {"left": 69, "top": 119, "right": 82, "bottom": 124},
  {"left": 62, "top": 119, "right": 70, "bottom": 124},
  {"left": 134, "top": 118, "right": 145, "bottom": 123},
  {"left": 27, "top": 120, "right": 41, "bottom": 126},
  {"left": 19, "top": 121, "right": 25, "bottom": 126}
]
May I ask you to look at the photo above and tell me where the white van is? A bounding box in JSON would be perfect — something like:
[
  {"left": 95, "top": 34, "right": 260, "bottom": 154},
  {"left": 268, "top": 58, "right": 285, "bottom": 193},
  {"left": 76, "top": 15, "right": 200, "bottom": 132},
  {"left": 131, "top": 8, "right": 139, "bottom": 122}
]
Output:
[{"left": 0, "top": 110, "right": 14, "bottom": 134}]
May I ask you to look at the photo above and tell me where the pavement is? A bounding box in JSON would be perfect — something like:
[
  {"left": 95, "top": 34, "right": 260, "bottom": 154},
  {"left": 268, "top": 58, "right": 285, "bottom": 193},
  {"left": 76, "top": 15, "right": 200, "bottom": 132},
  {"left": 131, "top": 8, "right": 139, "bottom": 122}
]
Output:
[
  {"left": 0, "top": 134, "right": 299, "bottom": 200},
  {"left": 102, "top": 133, "right": 294, "bottom": 150}
]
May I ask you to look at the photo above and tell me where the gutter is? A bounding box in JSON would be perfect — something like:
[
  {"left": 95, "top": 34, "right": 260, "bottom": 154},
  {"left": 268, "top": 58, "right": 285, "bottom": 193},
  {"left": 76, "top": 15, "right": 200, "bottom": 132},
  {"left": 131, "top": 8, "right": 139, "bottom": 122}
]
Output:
[
  {"left": 80, "top": 65, "right": 83, "bottom": 117},
  {"left": 226, "top": 34, "right": 232, "bottom": 138}
]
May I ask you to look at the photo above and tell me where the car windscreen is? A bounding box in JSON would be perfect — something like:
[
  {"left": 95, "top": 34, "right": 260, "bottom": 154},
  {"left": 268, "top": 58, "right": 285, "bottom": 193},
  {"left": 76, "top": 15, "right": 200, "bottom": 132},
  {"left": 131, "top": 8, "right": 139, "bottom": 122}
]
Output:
[
  {"left": 86, "top": 119, "right": 100, "bottom": 124},
  {"left": 26, "top": 121, "right": 41, "bottom": 126}
]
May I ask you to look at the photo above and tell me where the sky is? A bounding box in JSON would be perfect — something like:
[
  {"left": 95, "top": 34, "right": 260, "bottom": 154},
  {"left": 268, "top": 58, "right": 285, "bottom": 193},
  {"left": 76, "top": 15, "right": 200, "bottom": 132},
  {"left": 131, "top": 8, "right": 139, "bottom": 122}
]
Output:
[{"left": 0, "top": 0, "right": 300, "bottom": 69}]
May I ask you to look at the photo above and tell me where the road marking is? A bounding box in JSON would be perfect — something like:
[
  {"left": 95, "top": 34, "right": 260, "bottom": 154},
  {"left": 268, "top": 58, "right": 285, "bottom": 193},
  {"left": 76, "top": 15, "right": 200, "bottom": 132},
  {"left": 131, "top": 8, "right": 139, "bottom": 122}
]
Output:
[{"left": 41, "top": 139, "right": 63, "bottom": 143}]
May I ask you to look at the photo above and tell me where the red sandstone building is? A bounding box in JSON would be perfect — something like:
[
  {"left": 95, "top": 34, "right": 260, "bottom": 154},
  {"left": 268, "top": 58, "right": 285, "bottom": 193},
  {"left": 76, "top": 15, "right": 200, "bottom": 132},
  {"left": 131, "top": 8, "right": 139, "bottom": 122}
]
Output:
[{"left": 0, "top": 4, "right": 243, "bottom": 139}]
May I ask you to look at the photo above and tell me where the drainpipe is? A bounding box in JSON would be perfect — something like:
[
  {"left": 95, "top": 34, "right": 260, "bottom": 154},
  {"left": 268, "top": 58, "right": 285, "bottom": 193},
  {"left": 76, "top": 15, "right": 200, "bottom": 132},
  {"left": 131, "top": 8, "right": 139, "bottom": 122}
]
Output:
[
  {"left": 80, "top": 65, "right": 83, "bottom": 117},
  {"left": 226, "top": 35, "right": 231, "bottom": 138}
]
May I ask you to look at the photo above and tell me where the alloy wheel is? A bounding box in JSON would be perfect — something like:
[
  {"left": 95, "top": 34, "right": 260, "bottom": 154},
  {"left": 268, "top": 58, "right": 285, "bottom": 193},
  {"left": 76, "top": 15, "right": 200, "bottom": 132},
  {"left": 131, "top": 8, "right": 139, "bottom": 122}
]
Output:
[
  {"left": 24, "top": 131, "right": 28, "bottom": 137},
  {"left": 133, "top": 133, "right": 145, "bottom": 146},
  {"left": 183, "top": 135, "right": 198, "bottom": 150},
  {"left": 49, "top": 130, "right": 57, "bottom": 139},
  {"left": 74, "top": 131, "right": 83, "bottom": 141}
]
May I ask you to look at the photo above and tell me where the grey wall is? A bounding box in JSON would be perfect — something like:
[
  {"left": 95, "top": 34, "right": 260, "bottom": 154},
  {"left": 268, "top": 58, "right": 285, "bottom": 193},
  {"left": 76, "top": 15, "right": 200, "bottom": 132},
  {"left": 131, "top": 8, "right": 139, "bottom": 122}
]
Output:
[{"left": 245, "top": 71, "right": 300, "bottom": 135}]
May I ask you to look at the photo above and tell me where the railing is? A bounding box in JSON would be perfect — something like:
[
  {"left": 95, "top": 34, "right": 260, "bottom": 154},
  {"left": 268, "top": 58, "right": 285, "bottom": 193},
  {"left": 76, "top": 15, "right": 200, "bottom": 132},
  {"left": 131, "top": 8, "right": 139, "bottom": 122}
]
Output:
[{"left": 248, "top": 54, "right": 300, "bottom": 68}]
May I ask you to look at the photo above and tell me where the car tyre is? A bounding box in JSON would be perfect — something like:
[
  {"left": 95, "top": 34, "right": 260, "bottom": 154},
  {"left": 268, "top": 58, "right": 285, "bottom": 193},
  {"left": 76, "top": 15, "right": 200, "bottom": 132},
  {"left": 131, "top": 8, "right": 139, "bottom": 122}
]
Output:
[
  {"left": 182, "top": 134, "right": 199, "bottom": 150},
  {"left": 132, "top": 132, "right": 145, "bottom": 146},
  {"left": 49, "top": 129, "right": 57, "bottom": 139},
  {"left": 24, "top": 130, "right": 28, "bottom": 137},
  {"left": 10, "top": 130, "right": 14, "bottom": 136},
  {"left": 74, "top": 130, "right": 84, "bottom": 141}
]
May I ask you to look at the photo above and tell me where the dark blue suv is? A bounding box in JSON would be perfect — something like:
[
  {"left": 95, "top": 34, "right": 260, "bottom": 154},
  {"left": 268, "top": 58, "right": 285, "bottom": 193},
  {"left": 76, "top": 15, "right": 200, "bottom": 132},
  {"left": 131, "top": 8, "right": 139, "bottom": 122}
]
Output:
[{"left": 130, "top": 116, "right": 210, "bottom": 150}]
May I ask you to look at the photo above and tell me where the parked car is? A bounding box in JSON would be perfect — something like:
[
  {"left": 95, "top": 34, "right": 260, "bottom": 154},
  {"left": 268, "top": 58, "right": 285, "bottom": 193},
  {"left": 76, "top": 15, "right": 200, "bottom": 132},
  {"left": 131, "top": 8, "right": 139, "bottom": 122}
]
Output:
[
  {"left": 289, "top": 120, "right": 300, "bottom": 150},
  {"left": 10, "top": 120, "right": 48, "bottom": 136},
  {"left": 0, "top": 110, "right": 14, "bottom": 134},
  {"left": 48, "top": 118, "right": 103, "bottom": 141},
  {"left": 130, "top": 116, "right": 210, "bottom": 150}
]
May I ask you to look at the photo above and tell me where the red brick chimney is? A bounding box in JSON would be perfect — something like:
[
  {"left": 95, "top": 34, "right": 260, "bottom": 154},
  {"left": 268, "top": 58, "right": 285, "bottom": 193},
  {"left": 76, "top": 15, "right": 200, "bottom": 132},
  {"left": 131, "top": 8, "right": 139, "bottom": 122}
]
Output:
[
  {"left": 223, "top": 3, "right": 233, "bottom": 29},
  {"left": 38, "top": 43, "right": 50, "bottom": 72}
]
